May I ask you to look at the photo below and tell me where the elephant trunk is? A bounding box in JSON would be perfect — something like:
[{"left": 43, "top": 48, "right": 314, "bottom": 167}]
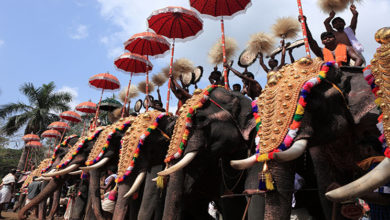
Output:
[
  {"left": 18, "top": 178, "right": 65, "bottom": 220},
  {"left": 47, "top": 189, "right": 61, "bottom": 220},
  {"left": 162, "top": 169, "right": 184, "bottom": 220},
  {"left": 38, "top": 181, "right": 49, "bottom": 220},
  {"left": 112, "top": 181, "right": 131, "bottom": 220},
  {"left": 89, "top": 169, "right": 105, "bottom": 220},
  {"left": 326, "top": 157, "right": 390, "bottom": 202}
]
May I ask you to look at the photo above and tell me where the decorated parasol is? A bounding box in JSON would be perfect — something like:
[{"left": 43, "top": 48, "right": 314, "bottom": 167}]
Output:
[
  {"left": 147, "top": 6, "right": 203, "bottom": 113},
  {"left": 42, "top": 129, "right": 62, "bottom": 157},
  {"left": 190, "top": 0, "right": 251, "bottom": 89},
  {"left": 76, "top": 101, "right": 96, "bottom": 114},
  {"left": 60, "top": 111, "right": 82, "bottom": 123},
  {"left": 115, "top": 52, "right": 153, "bottom": 116},
  {"left": 25, "top": 141, "right": 43, "bottom": 171},
  {"left": 25, "top": 141, "right": 42, "bottom": 148},
  {"left": 22, "top": 134, "right": 40, "bottom": 142},
  {"left": 76, "top": 101, "right": 96, "bottom": 136},
  {"left": 124, "top": 32, "right": 170, "bottom": 111},
  {"left": 48, "top": 121, "right": 70, "bottom": 132},
  {"left": 100, "top": 97, "right": 123, "bottom": 111},
  {"left": 89, "top": 72, "right": 120, "bottom": 128}
]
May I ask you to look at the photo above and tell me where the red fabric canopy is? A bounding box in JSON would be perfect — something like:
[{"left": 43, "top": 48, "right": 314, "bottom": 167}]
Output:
[
  {"left": 22, "top": 134, "right": 40, "bottom": 142},
  {"left": 76, "top": 101, "right": 96, "bottom": 114},
  {"left": 190, "top": 0, "right": 251, "bottom": 17},
  {"left": 25, "top": 141, "right": 42, "bottom": 147},
  {"left": 41, "top": 129, "right": 61, "bottom": 139},
  {"left": 114, "top": 53, "right": 153, "bottom": 74},
  {"left": 147, "top": 6, "right": 203, "bottom": 40},
  {"left": 124, "top": 32, "right": 170, "bottom": 56},
  {"left": 89, "top": 73, "right": 120, "bottom": 90},
  {"left": 48, "top": 121, "right": 69, "bottom": 132},
  {"left": 60, "top": 111, "right": 81, "bottom": 123}
]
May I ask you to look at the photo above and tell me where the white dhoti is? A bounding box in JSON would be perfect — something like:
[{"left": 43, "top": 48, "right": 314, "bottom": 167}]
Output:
[{"left": 0, "top": 185, "right": 12, "bottom": 204}]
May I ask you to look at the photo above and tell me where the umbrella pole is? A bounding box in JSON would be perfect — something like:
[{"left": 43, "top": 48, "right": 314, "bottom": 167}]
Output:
[
  {"left": 221, "top": 18, "right": 229, "bottom": 90},
  {"left": 94, "top": 88, "right": 105, "bottom": 128},
  {"left": 297, "top": 0, "right": 311, "bottom": 58},
  {"left": 146, "top": 56, "right": 149, "bottom": 112},
  {"left": 166, "top": 39, "right": 175, "bottom": 113},
  {"left": 81, "top": 119, "right": 86, "bottom": 137},
  {"left": 23, "top": 146, "right": 31, "bottom": 171},
  {"left": 121, "top": 73, "right": 133, "bottom": 118}
]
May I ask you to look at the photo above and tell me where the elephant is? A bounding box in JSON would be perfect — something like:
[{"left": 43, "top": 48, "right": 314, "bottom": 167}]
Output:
[
  {"left": 111, "top": 110, "right": 176, "bottom": 220},
  {"left": 230, "top": 57, "right": 382, "bottom": 219},
  {"left": 17, "top": 130, "right": 102, "bottom": 220},
  {"left": 156, "top": 85, "right": 256, "bottom": 220},
  {"left": 326, "top": 27, "right": 390, "bottom": 207}
]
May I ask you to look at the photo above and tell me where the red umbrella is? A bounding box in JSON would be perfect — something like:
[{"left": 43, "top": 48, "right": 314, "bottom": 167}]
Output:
[
  {"left": 25, "top": 141, "right": 42, "bottom": 148},
  {"left": 22, "top": 134, "right": 40, "bottom": 142},
  {"left": 60, "top": 111, "right": 82, "bottom": 123},
  {"left": 124, "top": 32, "right": 168, "bottom": 112},
  {"left": 42, "top": 129, "right": 61, "bottom": 157},
  {"left": 89, "top": 72, "right": 121, "bottom": 128},
  {"left": 76, "top": 101, "right": 96, "bottom": 114},
  {"left": 48, "top": 121, "right": 70, "bottom": 132},
  {"left": 147, "top": 6, "right": 203, "bottom": 112},
  {"left": 115, "top": 52, "right": 153, "bottom": 115},
  {"left": 41, "top": 129, "right": 61, "bottom": 139},
  {"left": 190, "top": 0, "right": 251, "bottom": 89}
]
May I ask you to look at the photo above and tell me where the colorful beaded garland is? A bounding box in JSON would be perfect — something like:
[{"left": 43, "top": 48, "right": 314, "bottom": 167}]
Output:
[
  {"left": 85, "top": 120, "right": 132, "bottom": 166},
  {"left": 363, "top": 65, "right": 390, "bottom": 158},
  {"left": 41, "top": 134, "right": 78, "bottom": 173},
  {"left": 116, "top": 113, "right": 166, "bottom": 183},
  {"left": 253, "top": 61, "right": 334, "bottom": 162},
  {"left": 164, "top": 85, "right": 222, "bottom": 163},
  {"left": 56, "top": 128, "right": 103, "bottom": 169}
]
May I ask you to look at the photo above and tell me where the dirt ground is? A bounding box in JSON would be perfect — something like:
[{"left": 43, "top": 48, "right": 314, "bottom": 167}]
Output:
[{"left": 1, "top": 212, "right": 64, "bottom": 219}]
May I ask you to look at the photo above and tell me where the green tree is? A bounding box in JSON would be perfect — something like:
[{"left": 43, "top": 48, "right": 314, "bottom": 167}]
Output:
[{"left": 0, "top": 82, "right": 72, "bottom": 170}]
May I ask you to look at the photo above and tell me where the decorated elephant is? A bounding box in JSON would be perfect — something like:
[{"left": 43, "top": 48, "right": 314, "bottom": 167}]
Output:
[
  {"left": 326, "top": 28, "right": 390, "bottom": 207},
  {"left": 155, "top": 85, "right": 255, "bottom": 220},
  {"left": 17, "top": 134, "right": 79, "bottom": 220},
  {"left": 111, "top": 110, "right": 175, "bottom": 220},
  {"left": 230, "top": 57, "right": 381, "bottom": 219}
]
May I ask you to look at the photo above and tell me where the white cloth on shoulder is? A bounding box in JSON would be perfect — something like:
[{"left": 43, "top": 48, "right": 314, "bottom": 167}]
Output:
[
  {"left": 344, "top": 27, "right": 364, "bottom": 54},
  {"left": 0, "top": 185, "right": 12, "bottom": 204}
]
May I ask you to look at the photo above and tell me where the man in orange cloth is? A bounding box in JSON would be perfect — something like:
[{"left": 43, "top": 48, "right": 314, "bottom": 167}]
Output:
[{"left": 300, "top": 16, "right": 363, "bottom": 67}]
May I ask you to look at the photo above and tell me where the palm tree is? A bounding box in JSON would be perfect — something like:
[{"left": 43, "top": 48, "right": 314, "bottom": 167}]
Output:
[{"left": 0, "top": 82, "right": 72, "bottom": 170}]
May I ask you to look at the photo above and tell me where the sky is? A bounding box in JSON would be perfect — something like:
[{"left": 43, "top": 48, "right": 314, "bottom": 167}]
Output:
[{"left": 0, "top": 0, "right": 389, "bottom": 147}]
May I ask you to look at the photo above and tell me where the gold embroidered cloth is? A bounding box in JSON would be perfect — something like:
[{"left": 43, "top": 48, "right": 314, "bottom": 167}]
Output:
[
  {"left": 256, "top": 58, "right": 323, "bottom": 154},
  {"left": 22, "top": 158, "right": 51, "bottom": 188}
]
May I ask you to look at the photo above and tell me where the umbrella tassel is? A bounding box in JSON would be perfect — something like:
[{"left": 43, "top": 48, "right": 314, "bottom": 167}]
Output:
[{"left": 258, "top": 162, "right": 274, "bottom": 191}]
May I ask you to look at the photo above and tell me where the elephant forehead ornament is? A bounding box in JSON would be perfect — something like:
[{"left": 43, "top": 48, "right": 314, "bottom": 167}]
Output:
[
  {"left": 116, "top": 110, "right": 166, "bottom": 183},
  {"left": 255, "top": 57, "right": 324, "bottom": 155},
  {"left": 369, "top": 27, "right": 390, "bottom": 157},
  {"left": 85, "top": 116, "right": 135, "bottom": 166},
  {"left": 22, "top": 158, "right": 51, "bottom": 189}
]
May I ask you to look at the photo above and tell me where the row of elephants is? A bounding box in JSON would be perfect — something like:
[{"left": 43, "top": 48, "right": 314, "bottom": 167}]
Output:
[{"left": 18, "top": 32, "right": 390, "bottom": 220}]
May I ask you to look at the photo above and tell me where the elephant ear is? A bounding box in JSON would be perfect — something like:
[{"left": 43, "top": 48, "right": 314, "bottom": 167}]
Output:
[{"left": 232, "top": 93, "right": 256, "bottom": 141}]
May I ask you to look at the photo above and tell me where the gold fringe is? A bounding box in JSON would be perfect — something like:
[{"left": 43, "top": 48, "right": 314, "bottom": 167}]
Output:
[{"left": 156, "top": 175, "right": 165, "bottom": 189}]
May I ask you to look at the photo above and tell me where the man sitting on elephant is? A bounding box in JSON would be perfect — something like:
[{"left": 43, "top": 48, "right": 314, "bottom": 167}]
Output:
[{"left": 300, "top": 15, "right": 363, "bottom": 67}]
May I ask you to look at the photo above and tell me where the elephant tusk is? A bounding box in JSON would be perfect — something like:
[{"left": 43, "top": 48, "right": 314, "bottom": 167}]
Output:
[
  {"left": 230, "top": 155, "right": 257, "bottom": 170},
  {"left": 42, "top": 164, "right": 79, "bottom": 177},
  {"left": 273, "top": 139, "right": 308, "bottom": 162},
  {"left": 36, "top": 176, "right": 52, "bottom": 181},
  {"left": 157, "top": 152, "right": 198, "bottom": 176},
  {"left": 326, "top": 157, "right": 390, "bottom": 202},
  {"left": 123, "top": 172, "right": 146, "bottom": 198},
  {"left": 79, "top": 157, "right": 110, "bottom": 171},
  {"left": 69, "top": 170, "right": 82, "bottom": 175}
]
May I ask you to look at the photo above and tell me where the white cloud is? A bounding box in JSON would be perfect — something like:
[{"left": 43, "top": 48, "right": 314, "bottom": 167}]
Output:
[
  {"left": 0, "top": 39, "right": 4, "bottom": 47},
  {"left": 57, "top": 86, "right": 80, "bottom": 110},
  {"left": 69, "top": 24, "right": 89, "bottom": 40}
]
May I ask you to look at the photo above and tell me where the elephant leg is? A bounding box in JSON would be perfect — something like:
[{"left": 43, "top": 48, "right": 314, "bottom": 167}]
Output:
[
  {"left": 88, "top": 169, "right": 105, "bottom": 220},
  {"left": 38, "top": 198, "right": 46, "bottom": 220},
  {"left": 309, "top": 146, "right": 344, "bottom": 220},
  {"left": 264, "top": 160, "right": 295, "bottom": 220},
  {"left": 47, "top": 189, "right": 60, "bottom": 220},
  {"left": 83, "top": 198, "right": 97, "bottom": 220},
  {"left": 162, "top": 169, "right": 184, "bottom": 220},
  {"left": 245, "top": 162, "right": 265, "bottom": 220},
  {"left": 138, "top": 165, "right": 165, "bottom": 220}
]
